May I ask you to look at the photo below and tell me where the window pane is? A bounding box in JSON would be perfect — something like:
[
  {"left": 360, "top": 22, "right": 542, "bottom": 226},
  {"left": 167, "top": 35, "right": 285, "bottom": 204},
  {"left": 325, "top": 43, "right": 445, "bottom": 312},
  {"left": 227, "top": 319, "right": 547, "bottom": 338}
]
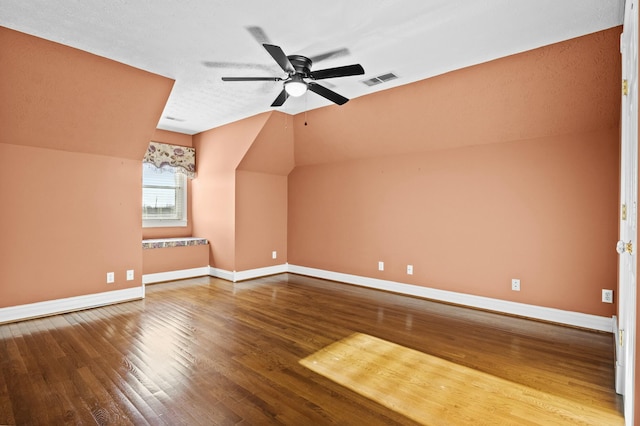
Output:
[
  {"left": 142, "top": 163, "right": 178, "bottom": 187},
  {"left": 142, "top": 163, "right": 186, "bottom": 225},
  {"left": 142, "top": 187, "right": 178, "bottom": 218}
]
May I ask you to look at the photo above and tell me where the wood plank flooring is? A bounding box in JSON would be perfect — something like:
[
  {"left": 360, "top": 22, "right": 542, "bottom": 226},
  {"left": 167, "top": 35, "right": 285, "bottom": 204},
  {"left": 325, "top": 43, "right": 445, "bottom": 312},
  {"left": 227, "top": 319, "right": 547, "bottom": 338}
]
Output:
[{"left": 0, "top": 274, "right": 623, "bottom": 425}]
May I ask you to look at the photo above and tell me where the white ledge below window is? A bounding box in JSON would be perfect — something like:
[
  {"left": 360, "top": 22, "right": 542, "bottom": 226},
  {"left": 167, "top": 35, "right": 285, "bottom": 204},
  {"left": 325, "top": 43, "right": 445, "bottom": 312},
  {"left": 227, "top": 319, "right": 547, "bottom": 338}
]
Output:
[
  {"left": 142, "top": 237, "right": 208, "bottom": 249},
  {"left": 142, "top": 219, "right": 187, "bottom": 228}
]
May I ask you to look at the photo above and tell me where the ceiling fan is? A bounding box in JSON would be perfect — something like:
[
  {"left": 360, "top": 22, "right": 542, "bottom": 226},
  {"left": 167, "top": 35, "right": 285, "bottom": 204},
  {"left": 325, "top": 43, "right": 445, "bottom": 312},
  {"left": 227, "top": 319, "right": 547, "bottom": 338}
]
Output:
[{"left": 221, "top": 44, "right": 365, "bottom": 107}]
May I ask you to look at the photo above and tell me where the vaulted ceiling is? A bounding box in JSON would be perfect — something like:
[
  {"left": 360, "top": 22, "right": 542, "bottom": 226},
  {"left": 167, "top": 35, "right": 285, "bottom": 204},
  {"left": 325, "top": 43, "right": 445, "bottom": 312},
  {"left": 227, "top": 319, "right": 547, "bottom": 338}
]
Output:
[{"left": 0, "top": 0, "right": 624, "bottom": 135}]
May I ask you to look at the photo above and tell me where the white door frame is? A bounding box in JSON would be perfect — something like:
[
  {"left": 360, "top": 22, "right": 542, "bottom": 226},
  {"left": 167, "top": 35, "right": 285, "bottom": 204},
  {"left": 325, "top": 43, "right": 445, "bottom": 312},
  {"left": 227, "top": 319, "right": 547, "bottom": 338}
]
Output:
[{"left": 617, "top": 1, "right": 638, "bottom": 424}]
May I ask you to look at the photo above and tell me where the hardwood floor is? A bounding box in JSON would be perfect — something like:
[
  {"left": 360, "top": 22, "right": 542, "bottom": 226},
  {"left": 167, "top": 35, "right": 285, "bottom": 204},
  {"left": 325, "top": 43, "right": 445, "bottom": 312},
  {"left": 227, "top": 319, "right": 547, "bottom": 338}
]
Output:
[{"left": 0, "top": 274, "right": 623, "bottom": 425}]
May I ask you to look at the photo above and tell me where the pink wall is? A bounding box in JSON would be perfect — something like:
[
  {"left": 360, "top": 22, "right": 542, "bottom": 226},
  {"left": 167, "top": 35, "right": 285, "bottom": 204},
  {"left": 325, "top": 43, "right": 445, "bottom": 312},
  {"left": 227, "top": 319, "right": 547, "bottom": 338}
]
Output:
[
  {"left": 0, "top": 28, "right": 172, "bottom": 160},
  {"left": 192, "top": 112, "right": 293, "bottom": 272},
  {"left": 237, "top": 113, "right": 295, "bottom": 174},
  {"left": 0, "top": 28, "right": 173, "bottom": 307},
  {"left": 289, "top": 129, "right": 618, "bottom": 316},
  {"left": 142, "top": 245, "right": 209, "bottom": 275},
  {"left": 288, "top": 28, "right": 621, "bottom": 317},
  {"left": 192, "top": 113, "right": 272, "bottom": 270},
  {"left": 0, "top": 144, "right": 144, "bottom": 306},
  {"left": 235, "top": 113, "right": 294, "bottom": 271},
  {"left": 152, "top": 129, "right": 193, "bottom": 148},
  {"left": 235, "top": 171, "right": 288, "bottom": 271},
  {"left": 293, "top": 29, "right": 620, "bottom": 166}
]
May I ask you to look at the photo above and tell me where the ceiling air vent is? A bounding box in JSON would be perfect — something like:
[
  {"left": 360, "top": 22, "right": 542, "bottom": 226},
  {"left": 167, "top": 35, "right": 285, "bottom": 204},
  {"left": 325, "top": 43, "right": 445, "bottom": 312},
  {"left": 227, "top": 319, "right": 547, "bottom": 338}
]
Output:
[{"left": 362, "top": 72, "right": 398, "bottom": 87}]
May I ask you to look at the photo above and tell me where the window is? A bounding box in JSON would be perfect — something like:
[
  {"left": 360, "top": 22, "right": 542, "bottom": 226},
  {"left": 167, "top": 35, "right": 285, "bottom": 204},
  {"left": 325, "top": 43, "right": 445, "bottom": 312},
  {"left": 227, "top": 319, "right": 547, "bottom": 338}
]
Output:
[{"left": 142, "top": 163, "right": 187, "bottom": 227}]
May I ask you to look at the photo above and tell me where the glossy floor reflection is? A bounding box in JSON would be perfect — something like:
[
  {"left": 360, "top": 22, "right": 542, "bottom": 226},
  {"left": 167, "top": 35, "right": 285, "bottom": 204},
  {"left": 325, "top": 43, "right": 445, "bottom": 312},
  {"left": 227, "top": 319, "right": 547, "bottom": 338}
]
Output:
[
  {"left": 301, "top": 332, "right": 623, "bottom": 425},
  {"left": 0, "top": 274, "right": 623, "bottom": 425}
]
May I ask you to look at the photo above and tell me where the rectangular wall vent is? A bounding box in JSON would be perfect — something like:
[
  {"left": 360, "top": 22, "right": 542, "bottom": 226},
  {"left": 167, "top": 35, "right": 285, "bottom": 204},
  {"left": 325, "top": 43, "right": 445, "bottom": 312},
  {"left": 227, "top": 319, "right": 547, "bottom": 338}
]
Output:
[{"left": 362, "top": 72, "right": 398, "bottom": 86}]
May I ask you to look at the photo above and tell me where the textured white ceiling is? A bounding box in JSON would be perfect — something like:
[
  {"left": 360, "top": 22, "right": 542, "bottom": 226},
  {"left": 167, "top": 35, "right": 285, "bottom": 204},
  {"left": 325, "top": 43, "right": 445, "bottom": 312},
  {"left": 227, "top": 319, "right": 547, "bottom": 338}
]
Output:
[{"left": 0, "top": 0, "right": 624, "bottom": 135}]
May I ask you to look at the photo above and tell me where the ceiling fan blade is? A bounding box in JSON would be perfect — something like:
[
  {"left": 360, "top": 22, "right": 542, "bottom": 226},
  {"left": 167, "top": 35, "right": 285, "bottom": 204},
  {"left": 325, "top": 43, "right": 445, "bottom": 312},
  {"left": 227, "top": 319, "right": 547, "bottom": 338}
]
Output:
[
  {"left": 221, "top": 76, "right": 282, "bottom": 81},
  {"left": 309, "top": 48, "right": 350, "bottom": 63},
  {"left": 310, "top": 64, "right": 365, "bottom": 80},
  {"left": 204, "top": 61, "right": 274, "bottom": 71},
  {"left": 271, "top": 89, "right": 289, "bottom": 107},
  {"left": 263, "top": 44, "right": 295, "bottom": 74},
  {"left": 308, "top": 82, "right": 349, "bottom": 105},
  {"left": 245, "top": 26, "right": 271, "bottom": 44}
]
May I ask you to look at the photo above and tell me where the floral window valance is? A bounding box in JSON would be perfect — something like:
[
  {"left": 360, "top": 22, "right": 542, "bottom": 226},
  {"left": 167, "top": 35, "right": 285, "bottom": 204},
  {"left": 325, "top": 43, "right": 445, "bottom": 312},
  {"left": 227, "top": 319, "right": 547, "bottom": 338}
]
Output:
[{"left": 143, "top": 142, "right": 196, "bottom": 178}]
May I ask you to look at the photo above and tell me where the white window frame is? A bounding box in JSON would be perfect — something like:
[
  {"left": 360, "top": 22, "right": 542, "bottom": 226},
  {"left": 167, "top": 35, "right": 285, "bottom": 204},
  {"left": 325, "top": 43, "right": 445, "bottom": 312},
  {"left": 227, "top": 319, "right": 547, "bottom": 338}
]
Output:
[{"left": 142, "top": 163, "right": 188, "bottom": 228}]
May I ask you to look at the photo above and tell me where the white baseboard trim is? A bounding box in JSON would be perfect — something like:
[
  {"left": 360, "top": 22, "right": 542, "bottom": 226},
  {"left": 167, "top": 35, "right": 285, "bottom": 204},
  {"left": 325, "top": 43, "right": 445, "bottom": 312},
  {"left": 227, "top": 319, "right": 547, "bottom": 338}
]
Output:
[
  {"left": 0, "top": 286, "right": 144, "bottom": 324},
  {"left": 142, "top": 267, "right": 210, "bottom": 284},
  {"left": 2, "top": 264, "right": 612, "bottom": 332},
  {"left": 209, "top": 267, "right": 235, "bottom": 281},
  {"left": 234, "top": 264, "right": 288, "bottom": 282},
  {"left": 209, "top": 264, "right": 288, "bottom": 282},
  {"left": 288, "top": 264, "right": 614, "bottom": 333}
]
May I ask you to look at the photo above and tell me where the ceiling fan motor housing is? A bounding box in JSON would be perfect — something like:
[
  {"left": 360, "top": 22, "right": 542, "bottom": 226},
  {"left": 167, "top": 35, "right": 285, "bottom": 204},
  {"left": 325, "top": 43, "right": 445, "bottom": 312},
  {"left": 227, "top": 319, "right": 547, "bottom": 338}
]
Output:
[{"left": 288, "top": 55, "right": 312, "bottom": 77}]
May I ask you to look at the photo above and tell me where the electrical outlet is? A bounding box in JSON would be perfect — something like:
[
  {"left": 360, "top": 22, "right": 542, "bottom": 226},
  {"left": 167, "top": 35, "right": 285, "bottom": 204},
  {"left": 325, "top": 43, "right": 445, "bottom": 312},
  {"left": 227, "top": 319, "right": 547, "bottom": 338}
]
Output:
[
  {"left": 602, "top": 289, "right": 613, "bottom": 303},
  {"left": 126, "top": 270, "right": 134, "bottom": 281},
  {"left": 106, "top": 272, "right": 115, "bottom": 284},
  {"left": 272, "top": 251, "right": 277, "bottom": 259},
  {"left": 407, "top": 265, "right": 413, "bottom": 275},
  {"left": 378, "top": 261, "right": 384, "bottom": 271},
  {"left": 511, "top": 279, "right": 521, "bottom": 291}
]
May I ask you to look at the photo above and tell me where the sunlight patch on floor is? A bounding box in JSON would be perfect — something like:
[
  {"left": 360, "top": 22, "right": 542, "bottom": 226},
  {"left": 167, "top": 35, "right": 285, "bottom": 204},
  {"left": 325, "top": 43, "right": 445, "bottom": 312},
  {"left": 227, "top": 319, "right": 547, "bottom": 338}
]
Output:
[{"left": 299, "top": 333, "right": 623, "bottom": 425}]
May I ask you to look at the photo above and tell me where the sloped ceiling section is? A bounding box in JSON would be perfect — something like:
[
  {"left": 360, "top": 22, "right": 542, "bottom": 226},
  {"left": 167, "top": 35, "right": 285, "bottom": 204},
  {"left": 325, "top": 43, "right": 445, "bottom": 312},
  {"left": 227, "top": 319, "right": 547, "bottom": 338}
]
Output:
[
  {"left": 237, "top": 112, "right": 295, "bottom": 175},
  {"left": 292, "top": 28, "right": 622, "bottom": 166},
  {"left": 0, "top": 27, "right": 174, "bottom": 160},
  {"left": 0, "top": 1, "right": 624, "bottom": 134},
  {"left": 193, "top": 112, "right": 272, "bottom": 174}
]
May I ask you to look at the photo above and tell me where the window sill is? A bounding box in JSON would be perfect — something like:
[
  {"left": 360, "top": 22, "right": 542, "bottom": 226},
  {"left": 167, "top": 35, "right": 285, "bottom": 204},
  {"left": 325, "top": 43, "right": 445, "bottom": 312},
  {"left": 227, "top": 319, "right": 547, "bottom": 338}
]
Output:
[
  {"left": 142, "top": 237, "right": 208, "bottom": 249},
  {"left": 143, "top": 219, "right": 187, "bottom": 228}
]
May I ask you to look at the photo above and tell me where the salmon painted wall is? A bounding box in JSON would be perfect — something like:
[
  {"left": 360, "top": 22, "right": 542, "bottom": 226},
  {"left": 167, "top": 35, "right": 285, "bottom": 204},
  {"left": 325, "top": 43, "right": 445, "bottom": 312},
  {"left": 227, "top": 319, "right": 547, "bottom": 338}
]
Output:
[
  {"left": 0, "top": 28, "right": 172, "bottom": 159},
  {"left": 142, "top": 129, "right": 194, "bottom": 240},
  {"left": 193, "top": 111, "right": 293, "bottom": 271},
  {"left": 289, "top": 129, "right": 618, "bottom": 316},
  {"left": 235, "top": 171, "right": 288, "bottom": 271},
  {"left": 192, "top": 113, "right": 273, "bottom": 270},
  {"left": 289, "top": 28, "right": 621, "bottom": 317},
  {"left": 152, "top": 129, "right": 193, "bottom": 148},
  {"left": 294, "top": 29, "right": 620, "bottom": 166},
  {"left": 0, "top": 144, "right": 143, "bottom": 306},
  {"left": 142, "top": 245, "right": 209, "bottom": 275},
  {"left": 237, "top": 113, "right": 295, "bottom": 175},
  {"left": 0, "top": 28, "right": 173, "bottom": 307},
  {"left": 235, "top": 113, "right": 294, "bottom": 271}
]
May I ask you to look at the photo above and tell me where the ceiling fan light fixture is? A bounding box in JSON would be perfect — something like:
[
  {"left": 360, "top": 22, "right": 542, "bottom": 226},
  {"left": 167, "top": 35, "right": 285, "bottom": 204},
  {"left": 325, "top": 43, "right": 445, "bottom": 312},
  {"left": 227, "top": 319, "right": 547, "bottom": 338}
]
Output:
[{"left": 284, "top": 75, "right": 308, "bottom": 97}]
